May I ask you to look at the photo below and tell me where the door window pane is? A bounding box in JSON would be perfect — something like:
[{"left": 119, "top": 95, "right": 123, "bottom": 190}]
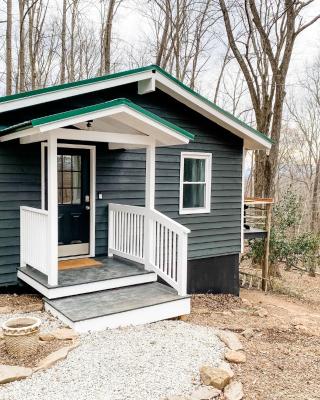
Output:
[
  {"left": 63, "top": 172, "right": 72, "bottom": 188},
  {"left": 63, "top": 188, "right": 72, "bottom": 204},
  {"left": 72, "top": 188, "right": 81, "bottom": 204},
  {"left": 183, "top": 184, "right": 205, "bottom": 208},
  {"left": 63, "top": 155, "right": 72, "bottom": 171},
  {"left": 72, "top": 156, "right": 81, "bottom": 171},
  {"left": 57, "top": 153, "right": 82, "bottom": 205},
  {"left": 73, "top": 172, "right": 81, "bottom": 188}
]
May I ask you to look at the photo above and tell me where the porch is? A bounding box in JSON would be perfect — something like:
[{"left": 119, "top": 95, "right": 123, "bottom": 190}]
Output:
[{"left": 0, "top": 97, "right": 194, "bottom": 329}]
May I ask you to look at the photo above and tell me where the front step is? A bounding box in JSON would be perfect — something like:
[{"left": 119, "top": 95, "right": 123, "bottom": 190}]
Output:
[{"left": 44, "top": 282, "right": 190, "bottom": 333}]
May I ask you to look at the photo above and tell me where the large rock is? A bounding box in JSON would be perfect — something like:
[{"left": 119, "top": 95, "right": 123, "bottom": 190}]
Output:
[
  {"left": 0, "top": 364, "right": 33, "bottom": 384},
  {"left": 217, "top": 361, "right": 234, "bottom": 378},
  {"left": 224, "top": 381, "right": 244, "bottom": 400},
  {"left": 225, "top": 350, "right": 246, "bottom": 364},
  {"left": 39, "top": 332, "right": 55, "bottom": 342},
  {"left": 190, "top": 386, "right": 221, "bottom": 399},
  {"left": 51, "top": 327, "right": 78, "bottom": 340},
  {"left": 217, "top": 330, "right": 243, "bottom": 351},
  {"left": 35, "top": 342, "right": 79, "bottom": 371},
  {"left": 199, "top": 366, "right": 231, "bottom": 390}
]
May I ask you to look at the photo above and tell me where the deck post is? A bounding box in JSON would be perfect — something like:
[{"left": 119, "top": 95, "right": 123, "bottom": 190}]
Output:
[
  {"left": 47, "top": 135, "right": 58, "bottom": 286},
  {"left": 144, "top": 143, "right": 156, "bottom": 270}
]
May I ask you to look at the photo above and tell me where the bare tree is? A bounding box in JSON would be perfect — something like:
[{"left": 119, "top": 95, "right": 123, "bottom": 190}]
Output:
[
  {"left": 219, "top": 0, "right": 320, "bottom": 197},
  {"left": 60, "top": 0, "right": 67, "bottom": 84},
  {"left": 6, "top": 0, "right": 12, "bottom": 95}
]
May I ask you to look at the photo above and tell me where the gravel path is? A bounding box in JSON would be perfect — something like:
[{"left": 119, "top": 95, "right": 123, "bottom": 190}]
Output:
[{"left": 0, "top": 319, "right": 224, "bottom": 400}]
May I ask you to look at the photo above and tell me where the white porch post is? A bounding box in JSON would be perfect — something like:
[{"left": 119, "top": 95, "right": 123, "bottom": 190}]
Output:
[
  {"left": 144, "top": 143, "right": 156, "bottom": 270},
  {"left": 145, "top": 143, "right": 155, "bottom": 209},
  {"left": 47, "top": 135, "right": 58, "bottom": 286}
]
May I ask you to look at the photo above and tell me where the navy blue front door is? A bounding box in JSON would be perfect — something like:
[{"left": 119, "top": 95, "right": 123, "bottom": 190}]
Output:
[{"left": 57, "top": 148, "right": 90, "bottom": 255}]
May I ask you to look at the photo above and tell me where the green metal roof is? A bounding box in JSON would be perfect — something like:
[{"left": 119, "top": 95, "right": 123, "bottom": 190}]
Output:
[
  {"left": 0, "top": 64, "right": 272, "bottom": 145},
  {"left": 0, "top": 98, "right": 195, "bottom": 141}
]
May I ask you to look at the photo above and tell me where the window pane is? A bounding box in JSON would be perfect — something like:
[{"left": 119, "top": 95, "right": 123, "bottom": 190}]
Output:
[
  {"left": 58, "top": 189, "right": 63, "bottom": 204},
  {"left": 57, "top": 155, "right": 63, "bottom": 171},
  {"left": 63, "top": 188, "right": 72, "bottom": 204},
  {"left": 72, "top": 188, "right": 81, "bottom": 204},
  {"left": 73, "top": 172, "right": 81, "bottom": 188},
  {"left": 63, "top": 172, "right": 72, "bottom": 188},
  {"left": 183, "top": 184, "right": 205, "bottom": 208},
  {"left": 58, "top": 172, "right": 63, "bottom": 189},
  {"left": 63, "top": 155, "right": 72, "bottom": 171},
  {"left": 184, "top": 158, "right": 205, "bottom": 182},
  {"left": 72, "top": 155, "right": 81, "bottom": 171}
]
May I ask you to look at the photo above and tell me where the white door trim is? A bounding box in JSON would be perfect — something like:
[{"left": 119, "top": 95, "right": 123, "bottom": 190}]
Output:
[{"left": 41, "top": 142, "right": 96, "bottom": 258}]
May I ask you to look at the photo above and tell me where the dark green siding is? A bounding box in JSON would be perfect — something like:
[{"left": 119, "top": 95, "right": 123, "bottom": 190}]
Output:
[
  {"left": 0, "top": 83, "right": 242, "bottom": 285},
  {"left": 0, "top": 142, "right": 41, "bottom": 285},
  {"left": 95, "top": 88, "right": 243, "bottom": 260}
]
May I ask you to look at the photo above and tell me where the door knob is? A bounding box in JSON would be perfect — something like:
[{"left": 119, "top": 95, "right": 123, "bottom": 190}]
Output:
[{"left": 85, "top": 205, "right": 90, "bottom": 210}]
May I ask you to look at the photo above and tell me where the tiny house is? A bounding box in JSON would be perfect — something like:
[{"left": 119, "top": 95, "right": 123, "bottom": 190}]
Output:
[{"left": 0, "top": 66, "right": 271, "bottom": 331}]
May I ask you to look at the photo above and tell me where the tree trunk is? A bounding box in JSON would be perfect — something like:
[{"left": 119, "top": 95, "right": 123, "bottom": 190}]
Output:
[
  {"left": 60, "top": 0, "right": 67, "bottom": 84},
  {"left": 311, "top": 159, "right": 320, "bottom": 232},
  {"left": 6, "top": 0, "right": 13, "bottom": 95},
  {"left": 102, "top": 0, "right": 115, "bottom": 74},
  {"left": 18, "top": 0, "right": 26, "bottom": 93}
]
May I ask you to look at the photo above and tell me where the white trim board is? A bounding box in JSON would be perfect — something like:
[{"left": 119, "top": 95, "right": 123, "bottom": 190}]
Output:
[
  {"left": 44, "top": 297, "right": 190, "bottom": 333},
  {"left": 41, "top": 143, "right": 96, "bottom": 258},
  {"left": 179, "top": 152, "right": 212, "bottom": 215},
  {"left": 17, "top": 269, "right": 157, "bottom": 299}
]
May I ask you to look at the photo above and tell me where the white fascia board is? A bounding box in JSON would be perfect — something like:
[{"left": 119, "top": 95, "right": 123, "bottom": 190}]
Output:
[
  {"left": 155, "top": 73, "right": 271, "bottom": 151},
  {"left": 0, "top": 71, "right": 153, "bottom": 113},
  {"left": 8, "top": 105, "right": 189, "bottom": 146}
]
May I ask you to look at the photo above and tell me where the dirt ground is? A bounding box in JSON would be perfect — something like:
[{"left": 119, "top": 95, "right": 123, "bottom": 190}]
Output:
[{"left": 186, "top": 271, "right": 320, "bottom": 400}]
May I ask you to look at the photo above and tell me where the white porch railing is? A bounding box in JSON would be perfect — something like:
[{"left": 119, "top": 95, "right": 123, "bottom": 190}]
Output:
[
  {"left": 20, "top": 206, "right": 49, "bottom": 275},
  {"left": 108, "top": 203, "right": 190, "bottom": 295}
]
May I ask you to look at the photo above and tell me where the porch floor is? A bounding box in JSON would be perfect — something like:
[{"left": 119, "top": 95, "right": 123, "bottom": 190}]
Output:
[{"left": 18, "top": 256, "right": 152, "bottom": 288}]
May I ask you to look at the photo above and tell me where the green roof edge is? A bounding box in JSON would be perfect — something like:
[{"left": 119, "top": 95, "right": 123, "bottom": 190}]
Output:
[
  {"left": 7, "top": 98, "right": 194, "bottom": 141},
  {"left": 0, "top": 64, "right": 271, "bottom": 145}
]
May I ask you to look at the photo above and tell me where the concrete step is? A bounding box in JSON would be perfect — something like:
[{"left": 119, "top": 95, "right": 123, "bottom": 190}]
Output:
[{"left": 44, "top": 282, "right": 190, "bottom": 332}]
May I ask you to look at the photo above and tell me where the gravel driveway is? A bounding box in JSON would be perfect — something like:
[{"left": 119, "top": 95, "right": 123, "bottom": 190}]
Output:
[{"left": 0, "top": 318, "right": 224, "bottom": 400}]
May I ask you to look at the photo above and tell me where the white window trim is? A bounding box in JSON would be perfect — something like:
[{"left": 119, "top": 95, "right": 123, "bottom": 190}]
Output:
[{"left": 179, "top": 152, "right": 212, "bottom": 215}]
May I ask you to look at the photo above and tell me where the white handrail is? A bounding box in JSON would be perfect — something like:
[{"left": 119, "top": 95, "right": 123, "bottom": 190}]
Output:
[
  {"left": 20, "top": 206, "right": 49, "bottom": 276},
  {"left": 108, "top": 203, "right": 189, "bottom": 295}
]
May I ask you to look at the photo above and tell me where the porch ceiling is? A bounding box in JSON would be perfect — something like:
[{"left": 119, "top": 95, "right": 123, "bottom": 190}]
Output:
[{"left": 0, "top": 98, "right": 194, "bottom": 148}]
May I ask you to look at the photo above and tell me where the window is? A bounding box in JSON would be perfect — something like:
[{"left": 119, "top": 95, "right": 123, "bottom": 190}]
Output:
[
  {"left": 179, "top": 152, "right": 212, "bottom": 214},
  {"left": 58, "top": 154, "right": 82, "bottom": 205}
]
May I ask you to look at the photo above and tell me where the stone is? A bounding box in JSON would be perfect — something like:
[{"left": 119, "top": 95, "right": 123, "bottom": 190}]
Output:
[
  {"left": 0, "top": 364, "right": 33, "bottom": 384},
  {"left": 253, "top": 308, "right": 268, "bottom": 317},
  {"left": 35, "top": 342, "right": 79, "bottom": 371},
  {"left": 199, "top": 366, "right": 231, "bottom": 390},
  {"left": 190, "top": 386, "right": 221, "bottom": 399},
  {"left": 224, "top": 381, "right": 244, "bottom": 400},
  {"left": 51, "top": 327, "right": 78, "bottom": 340},
  {"left": 180, "top": 315, "right": 189, "bottom": 322},
  {"left": 241, "top": 328, "right": 255, "bottom": 339},
  {"left": 217, "top": 330, "right": 244, "bottom": 351},
  {"left": 217, "top": 361, "right": 234, "bottom": 378},
  {"left": 39, "top": 332, "right": 55, "bottom": 342},
  {"left": 225, "top": 350, "right": 246, "bottom": 364},
  {"left": 0, "top": 306, "right": 13, "bottom": 314},
  {"left": 23, "top": 303, "right": 43, "bottom": 312}
]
